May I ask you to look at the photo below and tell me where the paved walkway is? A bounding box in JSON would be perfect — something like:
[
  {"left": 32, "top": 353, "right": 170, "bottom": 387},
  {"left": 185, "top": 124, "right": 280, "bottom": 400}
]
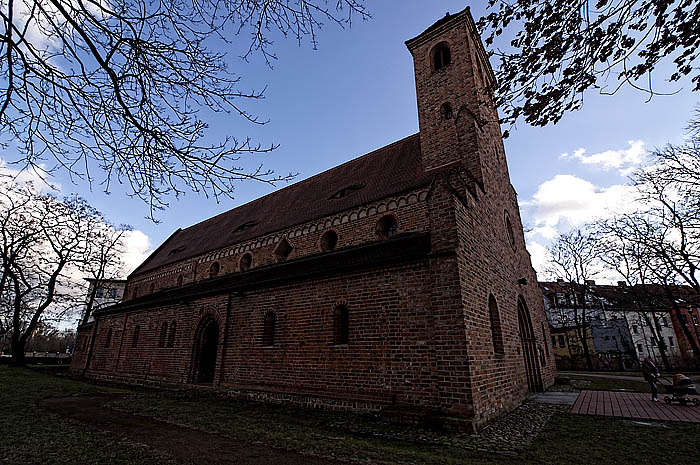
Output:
[
  {"left": 530, "top": 391, "right": 579, "bottom": 405},
  {"left": 571, "top": 390, "right": 700, "bottom": 423}
]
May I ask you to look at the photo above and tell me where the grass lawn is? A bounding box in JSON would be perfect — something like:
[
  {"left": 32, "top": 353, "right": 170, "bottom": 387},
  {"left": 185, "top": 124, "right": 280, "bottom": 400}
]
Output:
[
  {"left": 0, "top": 366, "right": 175, "bottom": 465},
  {"left": 566, "top": 374, "right": 653, "bottom": 393},
  {"left": 3, "top": 366, "right": 700, "bottom": 464}
]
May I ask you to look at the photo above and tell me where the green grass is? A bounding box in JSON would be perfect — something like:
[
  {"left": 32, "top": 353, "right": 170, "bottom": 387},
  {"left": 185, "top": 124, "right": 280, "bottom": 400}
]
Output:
[
  {"left": 0, "top": 366, "right": 175, "bottom": 465},
  {"left": 567, "top": 374, "right": 653, "bottom": 393},
  {"left": 3, "top": 366, "right": 700, "bottom": 464}
]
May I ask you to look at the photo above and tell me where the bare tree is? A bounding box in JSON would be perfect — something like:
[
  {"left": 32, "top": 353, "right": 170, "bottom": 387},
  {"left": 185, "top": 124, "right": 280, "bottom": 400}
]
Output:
[
  {"left": 547, "top": 228, "right": 601, "bottom": 371},
  {"left": 596, "top": 122, "right": 700, "bottom": 368},
  {"left": 0, "top": 1, "right": 369, "bottom": 219},
  {"left": 478, "top": 1, "right": 700, "bottom": 128},
  {"left": 0, "top": 178, "right": 124, "bottom": 365},
  {"left": 81, "top": 222, "right": 129, "bottom": 325}
]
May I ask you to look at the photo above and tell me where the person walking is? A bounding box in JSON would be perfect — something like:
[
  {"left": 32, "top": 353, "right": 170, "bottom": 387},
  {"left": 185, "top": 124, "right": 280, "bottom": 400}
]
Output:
[{"left": 642, "top": 356, "right": 660, "bottom": 402}]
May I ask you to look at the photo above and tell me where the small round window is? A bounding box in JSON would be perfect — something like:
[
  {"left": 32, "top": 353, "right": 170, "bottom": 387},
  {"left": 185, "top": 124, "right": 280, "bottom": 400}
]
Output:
[
  {"left": 505, "top": 211, "right": 516, "bottom": 249},
  {"left": 376, "top": 215, "right": 398, "bottom": 239},
  {"left": 239, "top": 253, "right": 252, "bottom": 272},
  {"left": 320, "top": 230, "right": 338, "bottom": 252}
]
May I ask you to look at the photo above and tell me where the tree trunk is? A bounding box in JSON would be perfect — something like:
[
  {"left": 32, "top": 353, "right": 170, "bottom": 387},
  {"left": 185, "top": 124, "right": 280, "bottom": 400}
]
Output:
[{"left": 10, "top": 336, "right": 26, "bottom": 367}]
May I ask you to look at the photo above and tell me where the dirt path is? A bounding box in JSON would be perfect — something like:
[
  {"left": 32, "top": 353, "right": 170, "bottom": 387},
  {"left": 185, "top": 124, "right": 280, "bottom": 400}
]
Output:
[{"left": 39, "top": 394, "right": 343, "bottom": 465}]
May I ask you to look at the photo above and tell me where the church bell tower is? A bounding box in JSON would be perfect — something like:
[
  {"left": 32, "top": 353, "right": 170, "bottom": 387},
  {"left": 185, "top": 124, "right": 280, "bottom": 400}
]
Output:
[{"left": 405, "top": 7, "right": 499, "bottom": 188}]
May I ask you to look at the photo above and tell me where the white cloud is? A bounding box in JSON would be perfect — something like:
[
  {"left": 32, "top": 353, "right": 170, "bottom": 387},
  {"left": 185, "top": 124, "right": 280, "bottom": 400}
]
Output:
[
  {"left": 524, "top": 239, "right": 552, "bottom": 280},
  {"left": 121, "top": 230, "right": 153, "bottom": 275},
  {"left": 560, "top": 140, "right": 648, "bottom": 175},
  {"left": 0, "top": 158, "right": 60, "bottom": 193},
  {"left": 525, "top": 174, "right": 637, "bottom": 230}
]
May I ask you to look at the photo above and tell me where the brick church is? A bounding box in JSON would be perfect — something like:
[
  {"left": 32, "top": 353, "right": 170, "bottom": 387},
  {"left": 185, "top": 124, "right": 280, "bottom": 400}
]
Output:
[{"left": 72, "top": 7, "right": 555, "bottom": 430}]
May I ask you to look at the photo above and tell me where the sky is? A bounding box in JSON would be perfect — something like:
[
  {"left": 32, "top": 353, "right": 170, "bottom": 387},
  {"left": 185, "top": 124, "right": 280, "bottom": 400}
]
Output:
[{"left": 4, "top": 1, "right": 698, "bottom": 283}]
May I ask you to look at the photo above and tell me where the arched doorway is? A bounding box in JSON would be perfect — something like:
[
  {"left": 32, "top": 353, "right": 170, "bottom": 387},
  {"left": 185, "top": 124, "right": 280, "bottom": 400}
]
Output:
[
  {"left": 193, "top": 317, "right": 219, "bottom": 384},
  {"left": 517, "top": 297, "right": 543, "bottom": 392}
]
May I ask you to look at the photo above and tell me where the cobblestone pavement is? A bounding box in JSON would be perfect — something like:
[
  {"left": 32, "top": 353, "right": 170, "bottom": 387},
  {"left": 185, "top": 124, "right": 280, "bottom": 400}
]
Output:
[{"left": 328, "top": 400, "right": 567, "bottom": 453}]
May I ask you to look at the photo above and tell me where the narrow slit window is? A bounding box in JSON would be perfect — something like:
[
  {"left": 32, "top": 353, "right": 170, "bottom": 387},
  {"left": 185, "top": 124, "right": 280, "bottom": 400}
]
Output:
[
  {"left": 262, "top": 312, "right": 276, "bottom": 347},
  {"left": 333, "top": 306, "right": 349, "bottom": 345},
  {"left": 489, "top": 295, "right": 505, "bottom": 354}
]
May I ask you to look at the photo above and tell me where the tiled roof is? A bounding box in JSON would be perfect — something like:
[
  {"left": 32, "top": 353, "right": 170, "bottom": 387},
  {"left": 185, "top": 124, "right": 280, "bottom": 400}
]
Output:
[
  {"left": 131, "top": 134, "right": 428, "bottom": 276},
  {"left": 101, "top": 232, "right": 432, "bottom": 315},
  {"left": 539, "top": 281, "right": 700, "bottom": 310}
]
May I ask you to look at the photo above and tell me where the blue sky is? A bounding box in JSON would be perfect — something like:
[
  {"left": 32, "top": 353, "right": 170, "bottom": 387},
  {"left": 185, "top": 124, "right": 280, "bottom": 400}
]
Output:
[{"left": 6, "top": 1, "right": 698, "bottom": 279}]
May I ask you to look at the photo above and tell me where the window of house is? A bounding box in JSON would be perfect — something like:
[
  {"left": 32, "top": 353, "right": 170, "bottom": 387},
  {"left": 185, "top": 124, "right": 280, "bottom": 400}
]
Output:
[
  {"left": 376, "top": 215, "right": 398, "bottom": 239},
  {"left": 612, "top": 335, "right": 616, "bottom": 341},
  {"left": 262, "top": 312, "right": 276, "bottom": 347},
  {"left": 159, "top": 322, "right": 168, "bottom": 348},
  {"left": 208, "top": 262, "right": 220, "bottom": 278},
  {"left": 441, "top": 102, "right": 453, "bottom": 120},
  {"left": 488, "top": 295, "right": 505, "bottom": 355},
  {"left": 109, "top": 288, "right": 117, "bottom": 299},
  {"left": 132, "top": 325, "right": 140, "bottom": 348},
  {"left": 637, "top": 343, "right": 643, "bottom": 352},
  {"left": 176, "top": 274, "right": 184, "bottom": 286},
  {"left": 551, "top": 335, "right": 556, "bottom": 347},
  {"left": 662, "top": 317, "right": 668, "bottom": 326},
  {"left": 604, "top": 336, "right": 610, "bottom": 340},
  {"left": 669, "top": 336, "right": 675, "bottom": 347},
  {"left": 275, "top": 238, "right": 293, "bottom": 261},
  {"left": 693, "top": 314, "right": 699, "bottom": 325},
  {"left": 632, "top": 325, "right": 638, "bottom": 334},
  {"left": 104, "top": 329, "right": 112, "bottom": 348},
  {"left": 651, "top": 337, "right": 657, "bottom": 347},
  {"left": 320, "top": 231, "right": 338, "bottom": 252},
  {"left": 167, "top": 321, "right": 177, "bottom": 348},
  {"left": 432, "top": 42, "right": 452, "bottom": 71},
  {"left": 333, "top": 305, "right": 349, "bottom": 345},
  {"left": 239, "top": 253, "right": 252, "bottom": 272},
  {"left": 96, "top": 287, "right": 104, "bottom": 298},
  {"left": 558, "top": 335, "right": 565, "bottom": 347},
  {"left": 555, "top": 293, "right": 566, "bottom": 307}
]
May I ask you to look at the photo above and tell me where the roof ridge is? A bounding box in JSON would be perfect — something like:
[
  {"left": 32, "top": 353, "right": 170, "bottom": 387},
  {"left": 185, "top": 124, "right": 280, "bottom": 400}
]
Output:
[{"left": 178, "top": 133, "right": 421, "bottom": 234}]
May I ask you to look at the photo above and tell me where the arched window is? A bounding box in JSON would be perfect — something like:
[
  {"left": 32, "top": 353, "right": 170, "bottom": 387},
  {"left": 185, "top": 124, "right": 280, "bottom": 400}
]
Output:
[
  {"left": 176, "top": 274, "right": 183, "bottom": 286},
  {"left": 132, "top": 325, "right": 140, "bottom": 348},
  {"left": 432, "top": 42, "right": 452, "bottom": 71},
  {"left": 208, "top": 262, "right": 220, "bottom": 278},
  {"left": 376, "top": 215, "right": 398, "bottom": 239},
  {"left": 131, "top": 286, "right": 138, "bottom": 300},
  {"left": 333, "top": 305, "right": 349, "bottom": 345},
  {"left": 489, "top": 294, "right": 505, "bottom": 354},
  {"left": 504, "top": 211, "right": 516, "bottom": 249},
  {"left": 262, "top": 312, "right": 276, "bottom": 347},
  {"left": 275, "top": 238, "right": 293, "bottom": 261},
  {"left": 321, "top": 230, "right": 338, "bottom": 252},
  {"left": 158, "top": 322, "right": 168, "bottom": 348},
  {"left": 104, "top": 329, "right": 112, "bottom": 348},
  {"left": 239, "top": 253, "right": 252, "bottom": 272},
  {"left": 149, "top": 282, "right": 155, "bottom": 294},
  {"left": 441, "top": 102, "right": 453, "bottom": 120},
  {"left": 167, "top": 321, "right": 177, "bottom": 348}
]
